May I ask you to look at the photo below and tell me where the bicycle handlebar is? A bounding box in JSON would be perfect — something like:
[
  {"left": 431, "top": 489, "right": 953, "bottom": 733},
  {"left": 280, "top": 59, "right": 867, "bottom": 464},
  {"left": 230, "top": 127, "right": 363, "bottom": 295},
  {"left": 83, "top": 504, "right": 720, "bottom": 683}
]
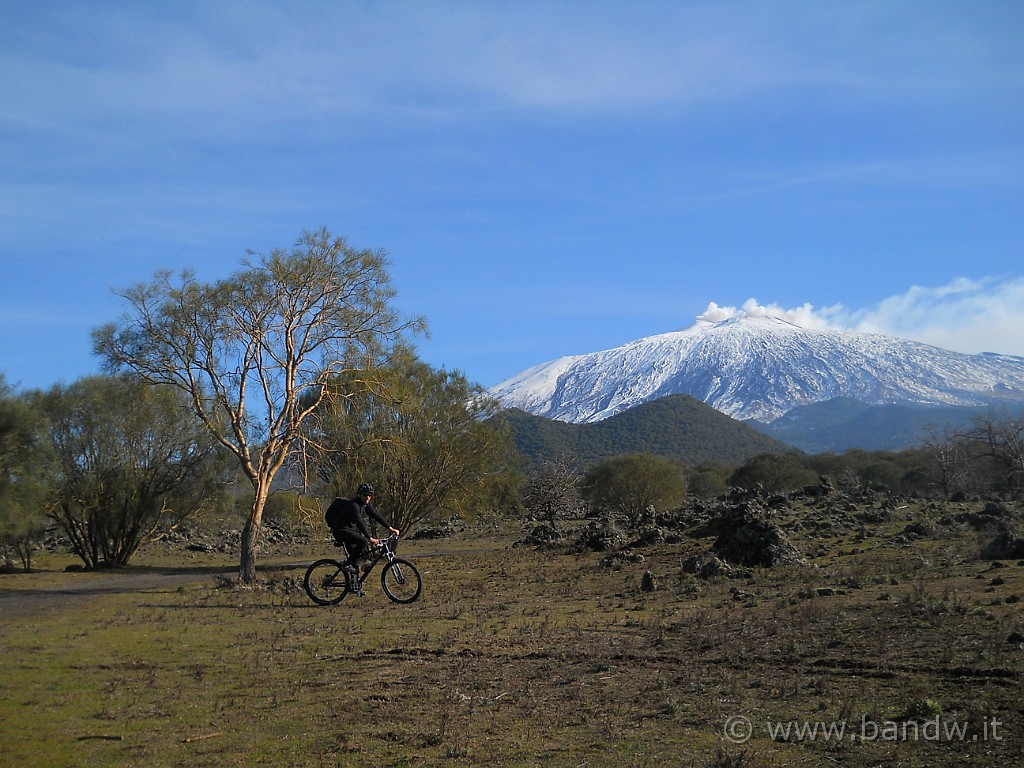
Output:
[{"left": 372, "top": 532, "right": 400, "bottom": 551}]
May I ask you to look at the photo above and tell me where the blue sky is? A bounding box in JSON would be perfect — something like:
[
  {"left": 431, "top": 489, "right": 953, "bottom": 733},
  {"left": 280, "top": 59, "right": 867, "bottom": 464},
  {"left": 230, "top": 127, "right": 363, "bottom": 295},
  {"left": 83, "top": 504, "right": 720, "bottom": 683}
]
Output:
[{"left": 2, "top": 1, "right": 1022, "bottom": 393}]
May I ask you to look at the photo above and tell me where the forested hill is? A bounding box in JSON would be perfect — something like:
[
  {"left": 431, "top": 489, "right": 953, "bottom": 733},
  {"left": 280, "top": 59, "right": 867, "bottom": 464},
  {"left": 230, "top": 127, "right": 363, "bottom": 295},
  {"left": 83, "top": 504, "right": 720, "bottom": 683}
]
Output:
[{"left": 498, "top": 393, "right": 793, "bottom": 470}]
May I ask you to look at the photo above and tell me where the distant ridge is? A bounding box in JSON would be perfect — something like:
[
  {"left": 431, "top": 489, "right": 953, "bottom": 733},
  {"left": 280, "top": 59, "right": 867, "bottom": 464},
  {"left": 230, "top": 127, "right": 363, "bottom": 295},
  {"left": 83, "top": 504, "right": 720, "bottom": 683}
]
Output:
[
  {"left": 499, "top": 393, "right": 792, "bottom": 470},
  {"left": 755, "top": 397, "right": 1024, "bottom": 454}
]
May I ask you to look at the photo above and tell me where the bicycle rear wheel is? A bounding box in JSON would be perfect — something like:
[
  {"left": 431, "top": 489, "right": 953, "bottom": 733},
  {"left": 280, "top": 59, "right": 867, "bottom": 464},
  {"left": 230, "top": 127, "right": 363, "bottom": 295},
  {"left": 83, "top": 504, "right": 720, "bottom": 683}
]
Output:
[
  {"left": 380, "top": 558, "right": 422, "bottom": 604},
  {"left": 304, "top": 559, "right": 349, "bottom": 605}
]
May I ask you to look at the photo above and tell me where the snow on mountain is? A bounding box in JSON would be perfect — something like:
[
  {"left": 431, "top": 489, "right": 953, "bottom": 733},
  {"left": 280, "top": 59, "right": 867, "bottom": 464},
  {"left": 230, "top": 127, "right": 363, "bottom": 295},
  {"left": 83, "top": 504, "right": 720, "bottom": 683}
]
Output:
[{"left": 488, "top": 314, "right": 1024, "bottom": 424}]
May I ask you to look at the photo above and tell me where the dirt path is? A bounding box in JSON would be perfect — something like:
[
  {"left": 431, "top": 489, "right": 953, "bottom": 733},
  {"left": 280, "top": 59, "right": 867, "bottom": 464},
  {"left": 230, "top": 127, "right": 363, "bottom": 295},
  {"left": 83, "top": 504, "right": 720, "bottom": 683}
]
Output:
[
  {"left": 1, "top": 538, "right": 490, "bottom": 622},
  {"left": 0, "top": 563, "right": 305, "bottom": 620}
]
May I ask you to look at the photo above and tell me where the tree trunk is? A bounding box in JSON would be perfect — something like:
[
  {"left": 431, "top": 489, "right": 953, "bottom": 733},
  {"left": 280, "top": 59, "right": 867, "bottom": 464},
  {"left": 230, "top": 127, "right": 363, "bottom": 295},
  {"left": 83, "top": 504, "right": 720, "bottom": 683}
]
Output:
[{"left": 239, "top": 487, "right": 269, "bottom": 584}]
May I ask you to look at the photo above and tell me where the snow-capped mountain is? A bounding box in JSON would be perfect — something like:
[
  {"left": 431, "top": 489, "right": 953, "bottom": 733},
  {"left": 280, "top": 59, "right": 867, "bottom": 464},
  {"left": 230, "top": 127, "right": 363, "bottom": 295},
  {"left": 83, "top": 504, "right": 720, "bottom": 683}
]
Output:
[{"left": 489, "top": 315, "right": 1024, "bottom": 424}]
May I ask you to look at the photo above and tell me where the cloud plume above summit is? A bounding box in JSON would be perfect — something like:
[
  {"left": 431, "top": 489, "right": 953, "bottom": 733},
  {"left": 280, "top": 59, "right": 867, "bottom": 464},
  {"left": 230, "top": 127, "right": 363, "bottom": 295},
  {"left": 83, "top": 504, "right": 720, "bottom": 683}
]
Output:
[{"left": 695, "top": 277, "right": 1024, "bottom": 358}]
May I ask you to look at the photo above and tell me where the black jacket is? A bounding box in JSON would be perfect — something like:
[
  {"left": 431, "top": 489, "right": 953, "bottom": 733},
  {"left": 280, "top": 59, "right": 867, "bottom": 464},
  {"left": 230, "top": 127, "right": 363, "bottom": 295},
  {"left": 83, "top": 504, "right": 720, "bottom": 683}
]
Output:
[{"left": 326, "top": 497, "right": 392, "bottom": 539}]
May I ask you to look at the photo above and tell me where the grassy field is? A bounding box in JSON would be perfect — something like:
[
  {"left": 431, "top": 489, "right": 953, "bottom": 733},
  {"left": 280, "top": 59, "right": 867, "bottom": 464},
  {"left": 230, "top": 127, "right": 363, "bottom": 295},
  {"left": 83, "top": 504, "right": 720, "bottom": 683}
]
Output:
[{"left": 2, "top": 502, "right": 1023, "bottom": 767}]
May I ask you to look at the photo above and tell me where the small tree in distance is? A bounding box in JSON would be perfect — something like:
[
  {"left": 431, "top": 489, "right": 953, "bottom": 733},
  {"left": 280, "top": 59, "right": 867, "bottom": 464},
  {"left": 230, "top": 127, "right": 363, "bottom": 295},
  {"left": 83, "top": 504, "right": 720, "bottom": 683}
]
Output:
[
  {"left": 301, "top": 353, "right": 517, "bottom": 532},
  {"left": 0, "top": 376, "right": 50, "bottom": 571},
  {"left": 729, "top": 452, "right": 817, "bottom": 496},
  {"left": 44, "top": 376, "right": 228, "bottom": 568},
  {"left": 583, "top": 453, "right": 686, "bottom": 530},
  {"left": 93, "top": 228, "right": 423, "bottom": 583}
]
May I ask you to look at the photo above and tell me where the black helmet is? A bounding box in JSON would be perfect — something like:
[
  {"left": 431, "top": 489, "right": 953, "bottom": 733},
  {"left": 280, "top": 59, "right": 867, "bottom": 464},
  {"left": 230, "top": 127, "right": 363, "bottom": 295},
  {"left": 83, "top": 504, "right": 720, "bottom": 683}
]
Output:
[{"left": 357, "top": 483, "right": 375, "bottom": 496}]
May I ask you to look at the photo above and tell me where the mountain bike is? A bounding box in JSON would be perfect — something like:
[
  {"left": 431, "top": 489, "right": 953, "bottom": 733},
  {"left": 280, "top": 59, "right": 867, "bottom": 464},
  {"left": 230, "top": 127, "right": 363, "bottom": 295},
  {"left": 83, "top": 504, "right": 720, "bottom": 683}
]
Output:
[{"left": 303, "top": 533, "right": 422, "bottom": 605}]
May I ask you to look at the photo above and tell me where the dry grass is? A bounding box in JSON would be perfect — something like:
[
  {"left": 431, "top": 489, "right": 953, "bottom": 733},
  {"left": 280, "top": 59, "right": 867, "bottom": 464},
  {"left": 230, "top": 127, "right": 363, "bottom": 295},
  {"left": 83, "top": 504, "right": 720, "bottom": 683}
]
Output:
[{"left": 2, "top": 505, "right": 1023, "bottom": 767}]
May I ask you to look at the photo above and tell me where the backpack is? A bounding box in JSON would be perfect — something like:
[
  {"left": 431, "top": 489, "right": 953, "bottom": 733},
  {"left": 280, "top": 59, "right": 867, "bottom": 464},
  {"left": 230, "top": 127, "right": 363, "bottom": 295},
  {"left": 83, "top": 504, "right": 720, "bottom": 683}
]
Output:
[{"left": 324, "top": 497, "right": 348, "bottom": 531}]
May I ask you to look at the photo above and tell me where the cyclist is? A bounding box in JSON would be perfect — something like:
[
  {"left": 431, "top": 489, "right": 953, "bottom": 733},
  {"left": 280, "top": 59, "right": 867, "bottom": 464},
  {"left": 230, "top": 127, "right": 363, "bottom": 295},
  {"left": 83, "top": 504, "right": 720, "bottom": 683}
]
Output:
[{"left": 325, "top": 484, "right": 400, "bottom": 589}]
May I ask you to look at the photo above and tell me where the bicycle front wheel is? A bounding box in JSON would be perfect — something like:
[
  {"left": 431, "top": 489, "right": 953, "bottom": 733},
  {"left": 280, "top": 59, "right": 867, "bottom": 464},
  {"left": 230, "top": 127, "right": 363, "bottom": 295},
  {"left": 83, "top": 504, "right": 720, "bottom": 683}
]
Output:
[
  {"left": 304, "top": 559, "right": 349, "bottom": 605},
  {"left": 380, "top": 558, "right": 422, "bottom": 604}
]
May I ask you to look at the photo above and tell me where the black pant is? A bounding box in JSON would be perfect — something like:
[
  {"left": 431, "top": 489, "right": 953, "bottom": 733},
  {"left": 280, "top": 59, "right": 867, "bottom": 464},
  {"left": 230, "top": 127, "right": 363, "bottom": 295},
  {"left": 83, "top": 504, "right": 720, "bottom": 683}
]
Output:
[{"left": 333, "top": 527, "right": 370, "bottom": 568}]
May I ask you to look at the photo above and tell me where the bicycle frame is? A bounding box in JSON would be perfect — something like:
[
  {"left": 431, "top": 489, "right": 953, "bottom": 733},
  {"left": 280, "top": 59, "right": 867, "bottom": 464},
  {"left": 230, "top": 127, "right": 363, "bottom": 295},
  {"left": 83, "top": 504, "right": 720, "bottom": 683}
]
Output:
[{"left": 343, "top": 534, "right": 400, "bottom": 586}]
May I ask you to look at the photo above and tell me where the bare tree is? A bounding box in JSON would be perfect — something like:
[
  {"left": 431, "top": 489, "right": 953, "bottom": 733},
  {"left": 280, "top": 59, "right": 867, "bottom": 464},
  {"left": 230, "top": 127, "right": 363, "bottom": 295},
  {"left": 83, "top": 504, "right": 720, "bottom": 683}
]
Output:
[
  {"left": 93, "top": 229, "right": 422, "bottom": 582},
  {"left": 967, "top": 413, "right": 1024, "bottom": 494},
  {"left": 923, "top": 424, "right": 973, "bottom": 497},
  {"left": 521, "top": 456, "right": 584, "bottom": 531}
]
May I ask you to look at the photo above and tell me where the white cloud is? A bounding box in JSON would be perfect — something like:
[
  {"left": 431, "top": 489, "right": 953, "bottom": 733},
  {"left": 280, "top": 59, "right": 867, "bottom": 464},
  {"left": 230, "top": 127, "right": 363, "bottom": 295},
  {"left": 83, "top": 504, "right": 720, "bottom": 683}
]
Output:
[
  {"left": 696, "top": 277, "right": 1024, "bottom": 357},
  {"left": 845, "top": 277, "right": 1024, "bottom": 357},
  {"left": 696, "top": 298, "right": 843, "bottom": 330}
]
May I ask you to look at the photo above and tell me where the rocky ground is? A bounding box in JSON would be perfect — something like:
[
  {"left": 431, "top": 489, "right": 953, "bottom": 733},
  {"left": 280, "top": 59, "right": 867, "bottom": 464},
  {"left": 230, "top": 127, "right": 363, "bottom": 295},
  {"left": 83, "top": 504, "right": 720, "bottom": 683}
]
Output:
[{"left": 519, "top": 484, "right": 1024, "bottom": 578}]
